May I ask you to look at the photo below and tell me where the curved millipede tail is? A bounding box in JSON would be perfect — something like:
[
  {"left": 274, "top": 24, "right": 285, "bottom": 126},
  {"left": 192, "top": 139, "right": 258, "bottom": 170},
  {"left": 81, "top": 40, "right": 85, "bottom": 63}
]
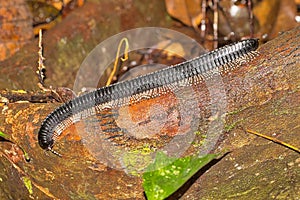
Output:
[{"left": 38, "top": 39, "right": 259, "bottom": 155}]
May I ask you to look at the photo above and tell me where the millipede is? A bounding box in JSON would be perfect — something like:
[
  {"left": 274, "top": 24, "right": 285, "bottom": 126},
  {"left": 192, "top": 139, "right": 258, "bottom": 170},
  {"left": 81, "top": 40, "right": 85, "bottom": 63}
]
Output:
[{"left": 38, "top": 39, "right": 259, "bottom": 156}]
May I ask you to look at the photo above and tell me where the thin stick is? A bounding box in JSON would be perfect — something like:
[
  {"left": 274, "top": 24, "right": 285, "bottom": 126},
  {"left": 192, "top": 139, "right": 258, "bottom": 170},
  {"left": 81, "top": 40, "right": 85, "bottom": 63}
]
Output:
[
  {"left": 37, "top": 29, "right": 46, "bottom": 87},
  {"left": 245, "top": 129, "right": 300, "bottom": 154},
  {"left": 36, "top": 29, "right": 64, "bottom": 102},
  {"left": 247, "top": 0, "right": 254, "bottom": 37},
  {"left": 213, "top": 0, "right": 218, "bottom": 48},
  {"left": 106, "top": 38, "right": 129, "bottom": 86},
  {"left": 200, "top": 0, "right": 207, "bottom": 42}
]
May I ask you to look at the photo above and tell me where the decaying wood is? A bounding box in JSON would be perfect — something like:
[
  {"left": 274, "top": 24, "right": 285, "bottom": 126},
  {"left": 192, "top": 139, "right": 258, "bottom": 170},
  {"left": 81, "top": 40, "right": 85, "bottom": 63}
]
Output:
[
  {"left": 0, "top": 12, "right": 299, "bottom": 200},
  {"left": 0, "top": 90, "right": 57, "bottom": 103}
]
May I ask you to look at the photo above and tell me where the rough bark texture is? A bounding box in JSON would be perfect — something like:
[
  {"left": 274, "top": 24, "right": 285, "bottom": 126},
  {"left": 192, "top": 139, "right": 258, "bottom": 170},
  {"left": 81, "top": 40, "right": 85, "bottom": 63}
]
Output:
[
  {"left": 0, "top": 2, "right": 299, "bottom": 199},
  {"left": 0, "top": 0, "right": 34, "bottom": 61},
  {"left": 179, "top": 27, "right": 300, "bottom": 199}
]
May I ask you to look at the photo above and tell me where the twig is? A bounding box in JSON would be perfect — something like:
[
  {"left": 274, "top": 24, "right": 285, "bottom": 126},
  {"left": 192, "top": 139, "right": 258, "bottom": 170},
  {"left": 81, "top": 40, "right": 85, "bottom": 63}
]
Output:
[
  {"left": 245, "top": 129, "right": 300, "bottom": 154},
  {"left": 213, "top": 0, "right": 218, "bottom": 48},
  {"left": 0, "top": 90, "right": 58, "bottom": 103},
  {"left": 106, "top": 38, "right": 129, "bottom": 86},
  {"left": 200, "top": 0, "right": 207, "bottom": 42},
  {"left": 37, "top": 29, "right": 46, "bottom": 88},
  {"left": 247, "top": 0, "right": 254, "bottom": 38},
  {"left": 36, "top": 29, "right": 64, "bottom": 102}
]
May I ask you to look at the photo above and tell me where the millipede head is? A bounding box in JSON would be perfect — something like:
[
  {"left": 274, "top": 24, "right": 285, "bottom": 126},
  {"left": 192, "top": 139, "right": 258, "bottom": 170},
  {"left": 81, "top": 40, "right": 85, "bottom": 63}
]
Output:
[
  {"left": 38, "top": 128, "right": 54, "bottom": 148},
  {"left": 246, "top": 38, "right": 259, "bottom": 52}
]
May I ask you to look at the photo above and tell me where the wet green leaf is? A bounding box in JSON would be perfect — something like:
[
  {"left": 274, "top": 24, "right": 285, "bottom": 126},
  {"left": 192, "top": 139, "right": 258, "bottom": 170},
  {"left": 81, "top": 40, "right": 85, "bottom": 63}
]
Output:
[{"left": 142, "top": 152, "right": 217, "bottom": 200}]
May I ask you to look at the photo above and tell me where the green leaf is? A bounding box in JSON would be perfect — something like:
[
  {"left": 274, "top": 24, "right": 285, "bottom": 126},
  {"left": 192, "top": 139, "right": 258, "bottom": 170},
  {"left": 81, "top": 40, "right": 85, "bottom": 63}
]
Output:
[
  {"left": 0, "top": 130, "right": 9, "bottom": 140},
  {"left": 142, "top": 152, "right": 217, "bottom": 200}
]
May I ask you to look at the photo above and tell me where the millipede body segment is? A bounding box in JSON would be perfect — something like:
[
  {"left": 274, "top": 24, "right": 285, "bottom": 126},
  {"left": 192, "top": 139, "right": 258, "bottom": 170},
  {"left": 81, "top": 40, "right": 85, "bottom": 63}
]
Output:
[{"left": 38, "top": 39, "right": 259, "bottom": 153}]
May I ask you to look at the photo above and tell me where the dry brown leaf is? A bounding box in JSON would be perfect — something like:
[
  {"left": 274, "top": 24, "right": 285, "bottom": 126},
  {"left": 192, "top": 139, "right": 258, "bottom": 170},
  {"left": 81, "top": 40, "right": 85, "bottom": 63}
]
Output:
[
  {"left": 254, "top": 0, "right": 298, "bottom": 39},
  {"left": 165, "top": 0, "right": 202, "bottom": 26},
  {"left": 156, "top": 40, "right": 185, "bottom": 58},
  {"left": 253, "top": 0, "right": 281, "bottom": 36},
  {"left": 269, "top": 0, "right": 298, "bottom": 38}
]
